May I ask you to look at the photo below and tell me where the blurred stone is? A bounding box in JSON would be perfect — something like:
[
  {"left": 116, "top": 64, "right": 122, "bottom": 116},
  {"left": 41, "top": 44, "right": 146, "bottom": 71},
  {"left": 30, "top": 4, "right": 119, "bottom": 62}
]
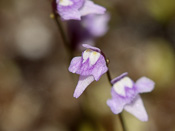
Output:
[{"left": 15, "top": 17, "right": 53, "bottom": 59}]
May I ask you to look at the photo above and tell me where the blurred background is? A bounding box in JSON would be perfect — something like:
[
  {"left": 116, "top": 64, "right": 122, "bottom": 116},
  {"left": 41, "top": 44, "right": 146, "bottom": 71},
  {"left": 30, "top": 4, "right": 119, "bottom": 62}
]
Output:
[{"left": 0, "top": 0, "right": 175, "bottom": 131}]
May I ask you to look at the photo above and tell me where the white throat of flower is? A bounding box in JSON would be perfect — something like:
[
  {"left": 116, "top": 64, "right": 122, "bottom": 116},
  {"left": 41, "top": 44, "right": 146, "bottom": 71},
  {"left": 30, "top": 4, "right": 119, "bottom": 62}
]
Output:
[
  {"left": 113, "top": 77, "right": 133, "bottom": 96},
  {"left": 59, "top": 0, "right": 73, "bottom": 6},
  {"left": 82, "top": 49, "right": 101, "bottom": 66}
]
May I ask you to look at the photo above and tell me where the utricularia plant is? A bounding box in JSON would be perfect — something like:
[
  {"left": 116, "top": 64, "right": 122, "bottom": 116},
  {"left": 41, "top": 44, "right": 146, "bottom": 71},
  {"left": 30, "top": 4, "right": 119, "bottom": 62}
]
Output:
[
  {"left": 107, "top": 72, "right": 155, "bottom": 122},
  {"left": 69, "top": 44, "right": 108, "bottom": 98},
  {"left": 53, "top": 0, "right": 155, "bottom": 130}
]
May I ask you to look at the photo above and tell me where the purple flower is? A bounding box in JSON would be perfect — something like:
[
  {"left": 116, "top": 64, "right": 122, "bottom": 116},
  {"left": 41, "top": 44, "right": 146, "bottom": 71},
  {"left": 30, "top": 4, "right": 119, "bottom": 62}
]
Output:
[
  {"left": 69, "top": 44, "right": 108, "bottom": 98},
  {"left": 107, "top": 73, "right": 155, "bottom": 121},
  {"left": 67, "top": 13, "right": 110, "bottom": 50},
  {"left": 56, "top": 0, "right": 106, "bottom": 20}
]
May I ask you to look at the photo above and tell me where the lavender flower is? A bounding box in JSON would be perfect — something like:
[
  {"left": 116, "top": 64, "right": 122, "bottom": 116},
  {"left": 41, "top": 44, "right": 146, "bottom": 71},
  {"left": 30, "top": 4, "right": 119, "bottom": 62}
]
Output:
[
  {"left": 69, "top": 44, "right": 108, "bottom": 98},
  {"left": 67, "top": 13, "right": 110, "bottom": 50},
  {"left": 56, "top": 0, "right": 106, "bottom": 20},
  {"left": 107, "top": 73, "right": 155, "bottom": 121}
]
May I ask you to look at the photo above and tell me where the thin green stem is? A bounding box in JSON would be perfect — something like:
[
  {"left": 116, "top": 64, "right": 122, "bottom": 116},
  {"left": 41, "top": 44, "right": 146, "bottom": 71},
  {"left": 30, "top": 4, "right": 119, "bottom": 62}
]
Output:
[
  {"left": 52, "top": 12, "right": 74, "bottom": 60},
  {"left": 118, "top": 114, "right": 127, "bottom": 131},
  {"left": 106, "top": 60, "right": 127, "bottom": 131},
  {"left": 107, "top": 70, "right": 112, "bottom": 85}
]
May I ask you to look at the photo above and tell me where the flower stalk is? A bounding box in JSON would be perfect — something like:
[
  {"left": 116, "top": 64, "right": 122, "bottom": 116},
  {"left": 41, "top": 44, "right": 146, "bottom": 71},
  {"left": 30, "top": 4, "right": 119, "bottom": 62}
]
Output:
[
  {"left": 106, "top": 61, "right": 127, "bottom": 131},
  {"left": 51, "top": 0, "right": 74, "bottom": 60}
]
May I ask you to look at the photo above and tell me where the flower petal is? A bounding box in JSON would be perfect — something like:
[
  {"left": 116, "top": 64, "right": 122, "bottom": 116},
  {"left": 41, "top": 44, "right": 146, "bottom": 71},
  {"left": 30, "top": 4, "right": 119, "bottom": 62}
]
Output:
[
  {"left": 82, "top": 44, "right": 101, "bottom": 52},
  {"left": 57, "top": 0, "right": 84, "bottom": 20},
  {"left": 124, "top": 95, "right": 148, "bottom": 121},
  {"left": 79, "top": 0, "right": 106, "bottom": 16},
  {"left": 89, "top": 51, "right": 101, "bottom": 66},
  {"left": 135, "top": 77, "right": 155, "bottom": 93},
  {"left": 91, "top": 55, "right": 108, "bottom": 81},
  {"left": 58, "top": 0, "right": 73, "bottom": 6},
  {"left": 113, "top": 81, "right": 126, "bottom": 96},
  {"left": 107, "top": 99, "right": 124, "bottom": 114},
  {"left": 73, "top": 55, "right": 107, "bottom": 81},
  {"left": 82, "top": 49, "right": 92, "bottom": 63},
  {"left": 57, "top": 8, "right": 81, "bottom": 20},
  {"left": 82, "top": 13, "right": 110, "bottom": 37},
  {"left": 73, "top": 75, "right": 94, "bottom": 98},
  {"left": 107, "top": 89, "right": 126, "bottom": 114},
  {"left": 111, "top": 72, "right": 128, "bottom": 85},
  {"left": 68, "top": 56, "right": 82, "bottom": 73}
]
